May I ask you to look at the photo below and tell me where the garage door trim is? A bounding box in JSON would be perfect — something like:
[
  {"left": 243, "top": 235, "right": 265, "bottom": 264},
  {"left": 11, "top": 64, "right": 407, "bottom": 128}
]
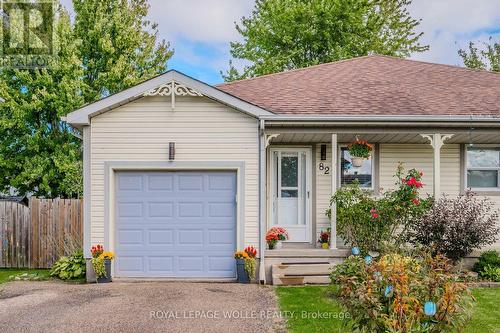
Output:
[{"left": 102, "top": 161, "right": 245, "bottom": 278}]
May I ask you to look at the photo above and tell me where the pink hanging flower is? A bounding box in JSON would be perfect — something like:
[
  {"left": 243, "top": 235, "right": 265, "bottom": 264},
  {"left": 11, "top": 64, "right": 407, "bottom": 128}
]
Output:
[{"left": 370, "top": 208, "right": 379, "bottom": 219}]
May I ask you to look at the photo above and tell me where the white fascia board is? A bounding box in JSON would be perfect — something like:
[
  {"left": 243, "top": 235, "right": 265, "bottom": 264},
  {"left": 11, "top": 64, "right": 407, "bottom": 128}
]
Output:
[
  {"left": 261, "top": 114, "right": 500, "bottom": 122},
  {"left": 66, "top": 70, "right": 273, "bottom": 126}
]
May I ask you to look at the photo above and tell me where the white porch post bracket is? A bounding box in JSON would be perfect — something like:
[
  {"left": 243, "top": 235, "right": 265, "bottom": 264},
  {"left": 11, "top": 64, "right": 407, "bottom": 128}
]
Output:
[
  {"left": 266, "top": 134, "right": 280, "bottom": 148},
  {"left": 420, "top": 133, "right": 454, "bottom": 199},
  {"left": 330, "top": 134, "right": 338, "bottom": 249}
]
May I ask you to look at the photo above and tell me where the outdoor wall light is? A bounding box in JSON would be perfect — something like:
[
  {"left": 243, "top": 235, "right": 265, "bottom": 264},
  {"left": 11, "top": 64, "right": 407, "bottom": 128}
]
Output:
[
  {"left": 169, "top": 142, "right": 175, "bottom": 160},
  {"left": 321, "top": 144, "right": 327, "bottom": 160}
]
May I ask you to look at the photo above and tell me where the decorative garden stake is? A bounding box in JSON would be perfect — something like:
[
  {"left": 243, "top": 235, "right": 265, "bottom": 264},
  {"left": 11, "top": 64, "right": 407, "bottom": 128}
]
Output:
[
  {"left": 351, "top": 247, "right": 360, "bottom": 255},
  {"left": 364, "top": 255, "right": 372, "bottom": 265},
  {"left": 384, "top": 285, "right": 393, "bottom": 297},
  {"left": 424, "top": 301, "right": 437, "bottom": 316}
]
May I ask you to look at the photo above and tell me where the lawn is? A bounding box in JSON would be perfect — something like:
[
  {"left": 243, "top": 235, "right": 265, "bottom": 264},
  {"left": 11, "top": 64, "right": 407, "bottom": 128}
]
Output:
[
  {"left": 0, "top": 268, "right": 50, "bottom": 284},
  {"left": 276, "top": 285, "right": 500, "bottom": 333}
]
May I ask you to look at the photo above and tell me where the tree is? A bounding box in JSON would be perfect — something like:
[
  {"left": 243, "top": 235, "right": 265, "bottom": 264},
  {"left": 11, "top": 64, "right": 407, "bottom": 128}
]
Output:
[
  {"left": 73, "top": 0, "right": 173, "bottom": 102},
  {"left": 224, "top": 0, "right": 428, "bottom": 81},
  {"left": 0, "top": 4, "right": 84, "bottom": 198},
  {"left": 0, "top": 0, "right": 173, "bottom": 198},
  {"left": 458, "top": 37, "right": 499, "bottom": 72}
]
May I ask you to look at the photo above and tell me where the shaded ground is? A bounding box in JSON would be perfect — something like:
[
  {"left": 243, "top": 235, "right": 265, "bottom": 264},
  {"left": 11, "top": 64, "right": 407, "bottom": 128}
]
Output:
[{"left": 0, "top": 281, "right": 284, "bottom": 333}]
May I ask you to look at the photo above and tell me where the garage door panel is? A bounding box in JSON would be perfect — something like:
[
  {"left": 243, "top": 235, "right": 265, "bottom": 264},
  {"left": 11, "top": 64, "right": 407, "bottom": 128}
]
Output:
[{"left": 115, "top": 171, "right": 237, "bottom": 278}]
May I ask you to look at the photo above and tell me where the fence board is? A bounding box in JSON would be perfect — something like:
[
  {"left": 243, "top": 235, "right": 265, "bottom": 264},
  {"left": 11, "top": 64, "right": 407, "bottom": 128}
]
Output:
[{"left": 0, "top": 198, "right": 83, "bottom": 269}]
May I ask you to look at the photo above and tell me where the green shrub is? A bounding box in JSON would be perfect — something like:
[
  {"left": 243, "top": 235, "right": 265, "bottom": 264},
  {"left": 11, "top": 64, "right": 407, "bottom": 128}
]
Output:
[
  {"left": 473, "top": 250, "right": 500, "bottom": 274},
  {"left": 50, "top": 249, "right": 86, "bottom": 280},
  {"left": 481, "top": 265, "right": 500, "bottom": 282},
  {"left": 327, "top": 164, "right": 431, "bottom": 253},
  {"left": 331, "top": 252, "right": 474, "bottom": 333}
]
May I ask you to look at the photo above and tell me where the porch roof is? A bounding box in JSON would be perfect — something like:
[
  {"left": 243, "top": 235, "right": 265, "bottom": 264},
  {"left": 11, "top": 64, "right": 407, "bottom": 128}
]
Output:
[{"left": 266, "top": 131, "right": 500, "bottom": 145}]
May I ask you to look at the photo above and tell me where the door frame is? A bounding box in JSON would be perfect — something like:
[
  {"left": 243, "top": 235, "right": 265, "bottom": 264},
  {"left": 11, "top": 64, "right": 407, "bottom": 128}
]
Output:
[
  {"left": 268, "top": 146, "right": 313, "bottom": 243},
  {"left": 103, "top": 161, "right": 245, "bottom": 277}
]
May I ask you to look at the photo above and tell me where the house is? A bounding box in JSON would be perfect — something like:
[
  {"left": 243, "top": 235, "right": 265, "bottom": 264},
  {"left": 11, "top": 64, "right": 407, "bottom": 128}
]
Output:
[{"left": 66, "top": 55, "right": 500, "bottom": 284}]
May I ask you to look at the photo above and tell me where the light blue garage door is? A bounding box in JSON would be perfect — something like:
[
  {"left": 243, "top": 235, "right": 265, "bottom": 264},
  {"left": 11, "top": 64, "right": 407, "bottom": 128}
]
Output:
[{"left": 115, "top": 171, "right": 237, "bottom": 278}]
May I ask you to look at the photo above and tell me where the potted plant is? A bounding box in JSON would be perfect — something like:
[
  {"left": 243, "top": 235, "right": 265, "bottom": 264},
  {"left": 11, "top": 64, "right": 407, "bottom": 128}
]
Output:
[
  {"left": 234, "top": 246, "right": 257, "bottom": 283},
  {"left": 265, "top": 227, "right": 289, "bottom": 249},
  {"left": 91, "top": 244, "right": 115, "bottom": 283},
  {"left": 318, "top": 229, "right": 330, "bottom": 249},
  {"left": 348, "top": 139, "right": 373, "bottom": 167}
]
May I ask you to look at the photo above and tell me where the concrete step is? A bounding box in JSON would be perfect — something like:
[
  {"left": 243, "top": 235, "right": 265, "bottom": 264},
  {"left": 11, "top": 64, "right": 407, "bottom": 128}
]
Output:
[
  {"left": 272, "top": 274, "right": 331, "bottom": 286},
  {"left": 271, "top": 262, "right": 335, "bottom": 285},
  {"left": 273, "top": 263, "right": 332, "bottom": 275}
]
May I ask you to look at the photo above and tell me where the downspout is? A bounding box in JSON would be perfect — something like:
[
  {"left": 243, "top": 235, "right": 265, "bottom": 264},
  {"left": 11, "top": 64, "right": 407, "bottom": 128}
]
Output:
[{"left": 258, "top": 118, "right": 266, "bottom": 284}]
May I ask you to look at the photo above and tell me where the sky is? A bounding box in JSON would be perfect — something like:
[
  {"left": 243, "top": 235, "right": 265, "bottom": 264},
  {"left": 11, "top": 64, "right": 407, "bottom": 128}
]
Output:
[{"left": 60, "top": 0, "right": 500, "bottom": 85}]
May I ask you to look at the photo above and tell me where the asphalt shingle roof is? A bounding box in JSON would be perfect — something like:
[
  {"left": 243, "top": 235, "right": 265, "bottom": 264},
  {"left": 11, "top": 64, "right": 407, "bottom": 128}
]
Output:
[{"left": 217, "top": 55, "right": 500, "bottom": 117}]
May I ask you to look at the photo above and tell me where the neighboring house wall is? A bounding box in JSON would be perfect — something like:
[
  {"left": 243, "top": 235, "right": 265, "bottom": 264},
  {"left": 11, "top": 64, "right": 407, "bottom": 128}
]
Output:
[
  {"left": 89, "top": 96, "right": 260, "bottom": 251},
  {"left": 315, "top": 143, "right": 500, "bottom": 250}
]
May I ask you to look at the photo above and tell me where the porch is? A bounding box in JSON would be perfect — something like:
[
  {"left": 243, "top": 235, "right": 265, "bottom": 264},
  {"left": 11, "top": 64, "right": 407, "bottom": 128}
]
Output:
[{"left": 259, "top": 117, "right": 500, "bottom": 284}]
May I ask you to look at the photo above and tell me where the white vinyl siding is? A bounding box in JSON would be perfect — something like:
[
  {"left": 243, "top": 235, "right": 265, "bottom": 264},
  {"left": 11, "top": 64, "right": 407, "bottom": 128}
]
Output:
[{"left": 90, "top": 96, "right": 259, "bottom": 250}]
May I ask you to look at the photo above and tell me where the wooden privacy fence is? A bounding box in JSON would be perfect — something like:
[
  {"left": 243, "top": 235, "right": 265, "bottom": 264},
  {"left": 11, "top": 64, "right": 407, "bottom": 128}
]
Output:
[{"left": 0, "top": 198, "right": 83, "bottom": 269}]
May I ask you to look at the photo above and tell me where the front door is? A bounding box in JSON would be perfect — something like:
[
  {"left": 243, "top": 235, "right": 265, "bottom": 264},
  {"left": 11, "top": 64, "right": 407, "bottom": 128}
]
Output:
[{"left": 270, "top": 148, "right": 312, "bottom": 242}]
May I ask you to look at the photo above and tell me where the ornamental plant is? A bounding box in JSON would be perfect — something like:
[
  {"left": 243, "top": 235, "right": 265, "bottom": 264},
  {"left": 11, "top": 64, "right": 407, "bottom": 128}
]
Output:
[
  {"left": 234, "top": 247, "right": 258, "bottom": 281},
  {"left": 348, "top": 139, "right": 373, "bottom": 158},
  {"left": 90, "top": 244, "right": 115, "bottom": 279},
  {"left": 50, "top": 249, "right": 86, "bottom": 280},
  {"left": 473, "top": 250, "right": 500, "bottom": 277},
  {"left": 265, "top": 227, "right": 289, "bottom": 249},
  {"left": 407, "top": 191, "right": 500, "bottom": 262},
  {"left": 331, "top": 252, "right": 474, "bottom": 332},
  {"left": 327, "top": 164, "right": 431, "bottom": 254},
  {"left": 318, "top": 230, "right": 330, "bottom": 244}
]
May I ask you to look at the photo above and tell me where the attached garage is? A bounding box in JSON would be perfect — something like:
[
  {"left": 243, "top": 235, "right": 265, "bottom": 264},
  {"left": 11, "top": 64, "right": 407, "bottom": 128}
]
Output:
[{"left": 114, "top": 171, "right": 237, "bottom": 278}]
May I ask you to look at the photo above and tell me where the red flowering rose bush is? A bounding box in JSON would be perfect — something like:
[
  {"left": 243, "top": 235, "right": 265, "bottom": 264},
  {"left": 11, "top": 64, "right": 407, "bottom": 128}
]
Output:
[{"left": 327, "top": 164, "right": 431, "bottom": 254}]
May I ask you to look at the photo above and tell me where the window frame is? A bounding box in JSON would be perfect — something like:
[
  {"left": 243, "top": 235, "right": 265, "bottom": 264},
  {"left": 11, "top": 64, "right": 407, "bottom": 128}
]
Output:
[
  {"left": 338, "top": 144, "right": 376, "bottom": 190},
  {"left": 464, "top": 144, "right": 500, "bottom": 192}
]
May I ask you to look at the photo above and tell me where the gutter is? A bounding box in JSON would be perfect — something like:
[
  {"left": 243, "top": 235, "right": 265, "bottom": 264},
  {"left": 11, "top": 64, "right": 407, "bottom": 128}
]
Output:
[{"left": 259, "top": 115, "right": 500, "bottom": 122}]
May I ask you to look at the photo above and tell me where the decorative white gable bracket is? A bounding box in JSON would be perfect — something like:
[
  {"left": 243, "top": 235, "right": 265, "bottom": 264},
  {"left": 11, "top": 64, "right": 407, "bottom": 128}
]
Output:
[
  {"left": 420, "top": 133, "right": 454, "bottom": 199},
  {"left": 143, "top": 80, "right": 203, "bottom": 110},
  {"left": 266, "top": 134, "right": 280, "bottom": 147}
]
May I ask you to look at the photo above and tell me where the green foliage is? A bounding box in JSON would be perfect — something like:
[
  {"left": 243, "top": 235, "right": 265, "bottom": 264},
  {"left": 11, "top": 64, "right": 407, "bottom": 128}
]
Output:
[
  {"left": 91, "top": 257, "right": 106, "bottom": 278},
  {"left": 458, "top": 37, "right": 499, "bottom": 72},
  {"left": 481, "top": 265, "right": 500, "bottom": 282},
  {"left": 73, "top": 0, "right": 173, "bottom": 103},
  {"left": 473, "top": 250, "right": 500, "bottom": 275},
  {"left": 0, "top": 0, "right": 172, "bottom": 198},
  {"left": 331, "top": 252, "right": 474, "bottom": 333},
  {"left": 327, "top": 164, "right": 431, "bottom": 253},
  {"left": 244, "top": 258, "right": 257, "bottom": 281},
  {"left": 50, "top": 249, "right": 86, "bottom": 280},
  {"left": 224, "top": 0, "right": 428, "bottom": 80}
]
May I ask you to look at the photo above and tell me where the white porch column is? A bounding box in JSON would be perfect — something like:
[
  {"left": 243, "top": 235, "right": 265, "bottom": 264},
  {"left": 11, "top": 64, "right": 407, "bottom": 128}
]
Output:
[
  {"left": 330, "top": 134, "right": 338, "bottom": 249},
  {"left": 420, "top": 133, "right": 454, "bottom": 199}
]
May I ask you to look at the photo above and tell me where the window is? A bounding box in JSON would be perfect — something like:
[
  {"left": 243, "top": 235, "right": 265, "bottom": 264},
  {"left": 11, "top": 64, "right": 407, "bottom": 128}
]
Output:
[
  {"left": 340, "top": 147, "right": 373, "bottom": 188},
  {"left": 466, "top": 147, "right": 500, "bottom": 189}
]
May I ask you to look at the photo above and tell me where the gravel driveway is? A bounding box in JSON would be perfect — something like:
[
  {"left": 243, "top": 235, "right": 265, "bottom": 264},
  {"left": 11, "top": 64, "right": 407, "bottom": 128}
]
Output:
[{"left": 0, "top": 281, "right": 284, "bottom": 333}]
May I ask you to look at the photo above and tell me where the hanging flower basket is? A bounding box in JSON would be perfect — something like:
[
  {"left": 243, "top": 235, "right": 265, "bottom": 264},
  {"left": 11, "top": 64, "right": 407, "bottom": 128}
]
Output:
[{"left": 348, "top": 139, "right": 373, "bottom": 167}]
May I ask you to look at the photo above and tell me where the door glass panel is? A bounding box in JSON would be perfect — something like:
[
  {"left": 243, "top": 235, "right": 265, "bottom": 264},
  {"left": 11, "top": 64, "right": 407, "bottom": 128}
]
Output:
[
  {"left": 281, "top": 154, "right": 298, "bottom": 187},
  {"left": 281, "top": 190, "right": 298, "bottom": 198}
]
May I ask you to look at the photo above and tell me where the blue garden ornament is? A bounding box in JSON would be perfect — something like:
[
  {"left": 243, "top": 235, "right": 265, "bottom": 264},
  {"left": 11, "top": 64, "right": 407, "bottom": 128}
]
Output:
[
  {"left": 384, "top": 285, "right": 393, "bottom": 297},
  {"left": 424, "top": 301, "right": 437, "bottom": 316},
  {"left": 351, "top": 247, "right": 360, "bottom": 255},
  {"left": 364, "top": 255, "right": 372, "bottom": 265}
]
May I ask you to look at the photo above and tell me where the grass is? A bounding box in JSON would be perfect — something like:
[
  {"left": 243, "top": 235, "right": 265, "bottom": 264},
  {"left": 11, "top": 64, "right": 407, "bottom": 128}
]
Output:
[
  {"left": 0, "top": 268, "right": 51, "bottom": 284},
  {"left": 276, "top": 285, "right": 500, "bottom": 333}
]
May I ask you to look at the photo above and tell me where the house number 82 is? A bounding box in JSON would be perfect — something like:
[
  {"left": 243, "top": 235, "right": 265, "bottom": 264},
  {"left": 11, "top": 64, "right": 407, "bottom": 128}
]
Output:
[{"left": 318, "top": 163, "right": 330, "bottom": 175}]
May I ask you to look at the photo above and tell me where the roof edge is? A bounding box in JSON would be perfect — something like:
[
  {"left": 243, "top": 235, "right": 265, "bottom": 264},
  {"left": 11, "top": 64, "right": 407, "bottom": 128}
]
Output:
[{"left": 66, "top": 70, "right": 273, "bottom": 126}]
